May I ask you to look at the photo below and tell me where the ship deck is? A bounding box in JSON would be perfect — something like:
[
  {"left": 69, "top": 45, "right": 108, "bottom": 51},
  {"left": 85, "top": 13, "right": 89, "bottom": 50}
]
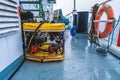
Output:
[{"left": 11, "top": 31, "right": 120, "bottom": 80}]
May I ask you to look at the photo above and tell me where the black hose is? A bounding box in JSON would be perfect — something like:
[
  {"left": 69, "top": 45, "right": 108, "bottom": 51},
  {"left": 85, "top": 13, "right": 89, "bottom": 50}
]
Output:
[{"left": 27, "top": 21, "right": 47, "bottom": 50}]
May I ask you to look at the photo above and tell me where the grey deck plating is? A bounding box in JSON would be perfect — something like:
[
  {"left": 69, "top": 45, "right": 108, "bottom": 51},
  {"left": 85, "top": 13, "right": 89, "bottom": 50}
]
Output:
[{"left": 11, "top": 33, "right": 120, "bottom": 80}]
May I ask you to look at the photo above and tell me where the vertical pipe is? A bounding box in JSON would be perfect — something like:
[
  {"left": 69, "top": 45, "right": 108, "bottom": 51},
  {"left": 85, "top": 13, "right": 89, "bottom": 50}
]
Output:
[
  {"left": 117, "top": 28, "right": 120, "bottom": 46},
  {"left": 73, "top": 0, "right": 76, "bottom": 14},
  {"left": 73, "top": 0, "right": 77, "bottom": 26}
]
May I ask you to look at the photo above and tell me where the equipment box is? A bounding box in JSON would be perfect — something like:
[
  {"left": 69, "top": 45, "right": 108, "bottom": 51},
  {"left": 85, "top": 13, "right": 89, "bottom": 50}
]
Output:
[{"left": 22, "top": 22, "right": 65, "bottom": 62}]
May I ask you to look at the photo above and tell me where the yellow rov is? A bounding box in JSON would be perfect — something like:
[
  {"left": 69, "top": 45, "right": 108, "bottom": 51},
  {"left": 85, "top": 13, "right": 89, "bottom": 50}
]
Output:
[{"left": 23, "top": 22, "right": 65, "bottom": 62}]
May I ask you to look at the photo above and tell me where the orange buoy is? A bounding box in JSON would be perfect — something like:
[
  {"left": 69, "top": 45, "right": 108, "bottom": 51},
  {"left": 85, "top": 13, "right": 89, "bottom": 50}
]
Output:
[
  {"left": 95, "top": 4, "right": 114, "bottom": 38},
  {"left": 117, "top": 28, "right": 120, "bottom": 46}
]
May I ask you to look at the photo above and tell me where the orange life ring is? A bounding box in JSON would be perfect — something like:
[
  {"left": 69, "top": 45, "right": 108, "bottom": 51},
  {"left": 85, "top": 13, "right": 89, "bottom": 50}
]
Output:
[{"left": 95, "top": 4, "right": 114, "bottom": 38}]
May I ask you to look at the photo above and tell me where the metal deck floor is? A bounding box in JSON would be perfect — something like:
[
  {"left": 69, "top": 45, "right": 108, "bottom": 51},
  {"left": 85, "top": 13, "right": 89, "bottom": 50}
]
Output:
[{"left": 11, "top": 33, "right": 120, "bottom": 80}]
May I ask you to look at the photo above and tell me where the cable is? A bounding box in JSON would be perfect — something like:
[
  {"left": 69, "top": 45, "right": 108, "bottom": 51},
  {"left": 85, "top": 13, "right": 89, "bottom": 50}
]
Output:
[
  {"left": 108, "top": 16, "right": 120, "bottom": 47},
  {"left": 65, "top": 11, "right": 73, "bottom": 17},
  {"left": 105, "top": 18, "right": 115, "bottom": 52},
  {"left": 27, "top": 21, "right": 47, "bottom": 50},
  {"left": 106, "top": 15, "right": 120, "bottom": 51}
]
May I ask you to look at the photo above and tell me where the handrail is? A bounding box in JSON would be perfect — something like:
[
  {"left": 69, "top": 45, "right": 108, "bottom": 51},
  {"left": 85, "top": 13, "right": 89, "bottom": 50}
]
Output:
[{"left": 94, "top": 20, "right": 120, "bottom": 23}]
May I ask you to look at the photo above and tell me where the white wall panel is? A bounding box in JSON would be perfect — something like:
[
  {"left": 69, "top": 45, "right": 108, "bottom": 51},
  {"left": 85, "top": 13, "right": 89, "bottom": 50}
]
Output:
[{"left": 0, "top": 0, "right": 23, "bottom": 72}]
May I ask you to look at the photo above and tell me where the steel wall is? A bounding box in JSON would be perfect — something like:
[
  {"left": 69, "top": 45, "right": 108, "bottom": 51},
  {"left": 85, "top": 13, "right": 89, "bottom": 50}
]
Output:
[{"left": 0, "top": 0, "right": 24, "bottom": 79}]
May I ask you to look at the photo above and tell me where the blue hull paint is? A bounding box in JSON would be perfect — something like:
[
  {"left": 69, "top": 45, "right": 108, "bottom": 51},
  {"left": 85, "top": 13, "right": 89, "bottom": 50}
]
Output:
[{"left": 0, "top": 55, "right": 24, "bottom": 80}]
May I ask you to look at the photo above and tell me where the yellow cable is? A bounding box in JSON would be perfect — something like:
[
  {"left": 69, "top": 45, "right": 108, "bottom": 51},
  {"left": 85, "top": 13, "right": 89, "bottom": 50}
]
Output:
[{"left": 27, "top": 35, "right": 34, "bottom": 50}]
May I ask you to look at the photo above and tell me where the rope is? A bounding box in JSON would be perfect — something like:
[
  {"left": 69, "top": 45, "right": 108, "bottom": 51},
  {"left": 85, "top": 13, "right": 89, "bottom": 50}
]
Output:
[
  {"left": 89, "top": 0, "right": 112, "bottom": 44},
  {"left": 89, "top": 4, "right": 100, "bottom": 44}
]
